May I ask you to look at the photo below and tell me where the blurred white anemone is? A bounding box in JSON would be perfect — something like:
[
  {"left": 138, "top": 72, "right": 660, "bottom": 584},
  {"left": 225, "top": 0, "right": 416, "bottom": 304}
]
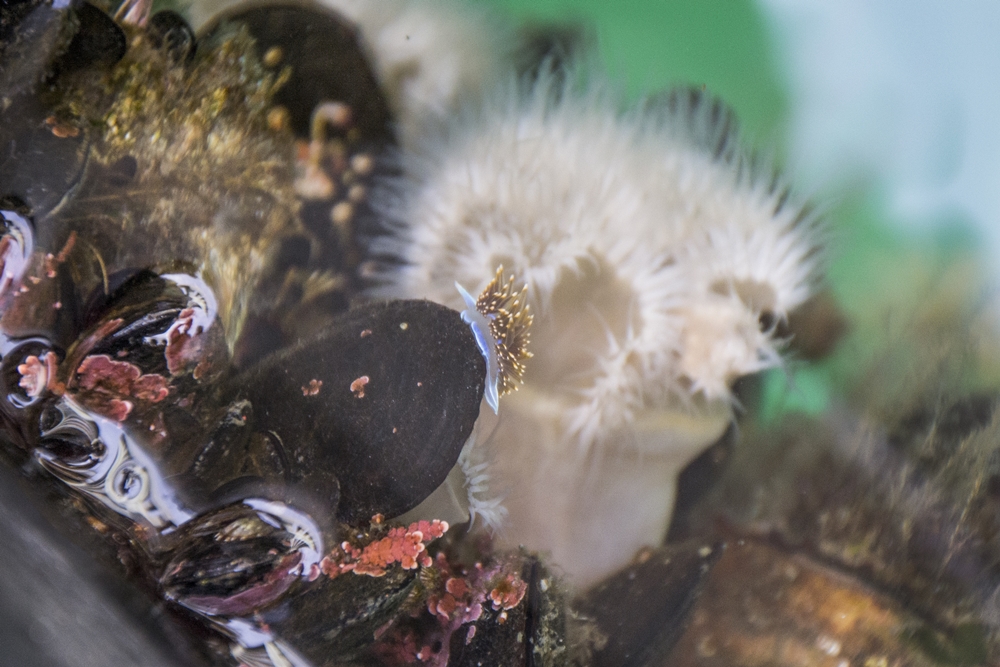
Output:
[{"left": 376, "top": 74, "right": 821, "bottom": 588}]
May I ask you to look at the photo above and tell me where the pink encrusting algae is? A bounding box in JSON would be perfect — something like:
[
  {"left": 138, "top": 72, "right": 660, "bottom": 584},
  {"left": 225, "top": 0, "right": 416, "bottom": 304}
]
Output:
[
  {"left": 321, "top": 518, "right": 449, "bottom": 578},
  {"left": 73, "top": 354, "right": 170, "bottom": 421},
  {"left": 317, "top": 515, "right": 529, "bottom": 665},
  {"left": 377, "top": 551, "right": 529, "bottom": 666}
]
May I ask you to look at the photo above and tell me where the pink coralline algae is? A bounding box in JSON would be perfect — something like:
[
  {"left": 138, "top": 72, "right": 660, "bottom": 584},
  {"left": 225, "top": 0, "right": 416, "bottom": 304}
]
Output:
[
  {"left": 488, "top": 573, "right": 528, "bottom": 612},
  {"left": 377, "top": 551, "right": 530, "bottom": 666},
  {"left": 74, "top": 354, "right": 170, "bottom": 421},
  {"left": 164, "top": 308, "right": 209, "bottom": 377},
  {"left": 321, "top": 519, "right": 449, "bottom": 578},
  {"left": 425, "top": 555, "right": 526, "bottom": 624}
]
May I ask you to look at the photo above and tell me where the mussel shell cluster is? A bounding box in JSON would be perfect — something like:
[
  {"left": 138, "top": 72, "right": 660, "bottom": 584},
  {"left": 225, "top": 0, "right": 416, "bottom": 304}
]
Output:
[
  {"left": 0, "top": 1, "right": 501, "bottom": 664},
  {"left": 3, "top": 1, "right": 998, "bottom": 666}
]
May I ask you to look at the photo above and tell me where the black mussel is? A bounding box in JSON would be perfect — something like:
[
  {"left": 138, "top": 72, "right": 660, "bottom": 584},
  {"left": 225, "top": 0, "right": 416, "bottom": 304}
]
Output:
[
  {"left": 6, "top": 270, "right": 235, "bottom": 529},
  {"left": 265, "top": 559, "right": 418, "bottom": 664},
  {"left": 59, "top": 1, "right": 127, "bottom": 70},
  {"left": 339, "top": 541, "right": 554, "bottom": 667},
  {"left": 58, "top": 271, "right": 228, "bottom": 433},
  {"left": 147, "top": 10, "right": 196, "bottom": 64},
  {"left": 218, "top": 298, "right": 486, "bottom": 524},
  {"left": 575, "top": 542, "right": 720, "bottom": 667},
  {"left": 0, "top": 0, "right": 79, "bottom": 99},
  {"left": 0, "top": 0, "right": 129, "bottom": 220},
  {"left": 0, "top": 204, "right": 80, "bottom": 349},
  {"left": 161, "top": 500, "right": 324, "bottom": 618},
  {"left": 199, "top": 2, "right": 393, "bottom": 143},
  {"left": 0, "top": 88, "right": 88, "bottom": 222},
  {"left": 200, "top": 2, "right": 399, "bottom": 366},
  {"left": 444, "top": 555, "right": 567, "bottom": 667}
]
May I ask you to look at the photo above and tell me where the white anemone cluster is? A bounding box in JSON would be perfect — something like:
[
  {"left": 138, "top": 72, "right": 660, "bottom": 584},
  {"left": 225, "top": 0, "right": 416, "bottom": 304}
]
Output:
[{"left": 376, "top": 76, "right": 822, "bottom": 588}]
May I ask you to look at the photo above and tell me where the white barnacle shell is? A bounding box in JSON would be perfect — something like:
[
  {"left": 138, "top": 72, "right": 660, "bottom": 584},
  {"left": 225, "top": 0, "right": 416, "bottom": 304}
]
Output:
[{"left": 375, "top": 69, "right": 822, "bottom": 588}]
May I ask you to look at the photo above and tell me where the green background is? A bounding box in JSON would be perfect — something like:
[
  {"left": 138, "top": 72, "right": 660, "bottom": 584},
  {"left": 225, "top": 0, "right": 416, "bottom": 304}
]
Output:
[
  {"left": 477, "top": 0, "right": 787, "bottom": 146},
  {"left": 475, "top": 0, "right": 990, "bottom": 417}
]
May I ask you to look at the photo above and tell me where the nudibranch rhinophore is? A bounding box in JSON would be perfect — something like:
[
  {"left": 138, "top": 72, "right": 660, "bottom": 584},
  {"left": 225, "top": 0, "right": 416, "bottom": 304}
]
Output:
[{"left": 376, "top": 76, "right": 822, "bottom": 588}]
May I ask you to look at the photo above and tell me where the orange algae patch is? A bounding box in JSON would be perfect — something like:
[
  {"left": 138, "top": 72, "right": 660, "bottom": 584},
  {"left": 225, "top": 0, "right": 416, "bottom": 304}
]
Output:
[
  {"left": 350, "top": 375, "right": 369, "bottom": 398},
  {"left": 321, "top": 519, "right": 449, "bottom": 578},
  {"left": 301, "top": 379, "right": 323, "bottom": 396},
  {"left": 488, "top": 573, "right": 527, "bottom": 611}
]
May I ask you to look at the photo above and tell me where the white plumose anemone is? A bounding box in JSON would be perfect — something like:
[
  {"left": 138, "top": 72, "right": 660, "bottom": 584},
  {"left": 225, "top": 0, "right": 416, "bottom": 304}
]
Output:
[{"left": 376, "top": 76, "right": 821, "bottom": 589}]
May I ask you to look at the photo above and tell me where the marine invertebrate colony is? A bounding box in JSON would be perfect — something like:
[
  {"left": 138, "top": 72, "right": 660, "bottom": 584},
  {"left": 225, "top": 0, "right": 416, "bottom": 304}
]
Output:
[
  {"left": 378, "top": 78, "right": 821, "bottom": 587},
  {"left": 0, "top": 1, "right": 542, "bottom": 664}
]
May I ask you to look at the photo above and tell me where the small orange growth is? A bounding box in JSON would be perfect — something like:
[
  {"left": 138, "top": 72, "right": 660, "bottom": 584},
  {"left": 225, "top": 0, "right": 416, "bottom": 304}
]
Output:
[
  {"left": 302, "top": 379, "right": 323, "bottom": 396},
  {"left": 321, "top": 519, "right": 449, "bottom": 578},
  {"left": 488, "top": 573, "right": 528, "bottom": 611},
  {"left": 360, "top": 328, "right": 372, "bottom": 338},
  {"left": 17, "top": 351, "right": 64, "bottom": 397},
  {"left": 351, "top": 375, "right": 369, "bottom": 398},
  {"left": 84, "top": 515, "right": 108, "bottom": 533},
  {"left": 45, "top": 116, "right": 79, "bottom": 138},
  {"left": 44, "top": 231, "right": 77, "bottom": 278}
]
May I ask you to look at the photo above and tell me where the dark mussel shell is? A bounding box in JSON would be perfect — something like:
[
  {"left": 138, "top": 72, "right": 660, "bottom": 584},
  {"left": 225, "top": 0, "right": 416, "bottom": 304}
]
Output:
[
  {"left": 575, "top": 542, "right": 720, "bottom": 667},
  {"left": 214, "top": 298, "right": 486, "bottom": 524},
  {"left": 147, "top": 10, "right": 197, "bottom": 64},
  {"left": 0, "top": 0, "right": 79, "bottom": 98},
  {"left": 266, "top": 559, "right": 418, "bottom": 664},
  {"left": 60, "top": 1, "right": 127, "bottom": 70},
  {"left": 199, "top": 2, "right": 393, "bottom": 142},
  {"left": 160, "top": 500, "right": 323, "bottom": 618},
  {"left": 446, "top": 555, "right": 567, "bottom": 667},
  {"left": 0, "top": 1, "right": 128, "bottom": 221},
  {"left": 200, "top": 2, "right": 399, "bottom": 367}
]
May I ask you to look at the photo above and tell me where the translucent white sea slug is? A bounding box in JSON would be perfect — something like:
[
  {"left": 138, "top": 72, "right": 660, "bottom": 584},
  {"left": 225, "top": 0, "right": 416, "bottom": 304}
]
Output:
[{"left": 375, "top": 74, "right": 822, "bottom": 589}]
